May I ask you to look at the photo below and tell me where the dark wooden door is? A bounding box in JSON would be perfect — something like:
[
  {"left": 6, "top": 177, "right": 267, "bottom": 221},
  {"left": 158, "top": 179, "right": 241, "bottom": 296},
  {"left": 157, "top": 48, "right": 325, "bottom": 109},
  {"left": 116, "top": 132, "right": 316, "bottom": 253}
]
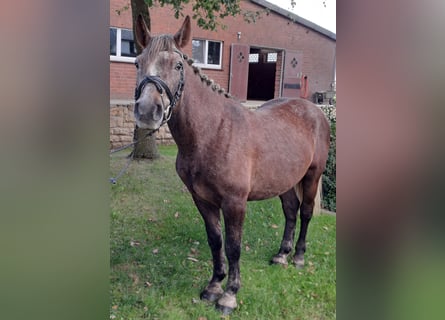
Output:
[
  {"left": 229, "top": 44, "right": 249, "bottom": 101},
  {"left": 282, "top": 50, "right": 303, "bottom": 98}
]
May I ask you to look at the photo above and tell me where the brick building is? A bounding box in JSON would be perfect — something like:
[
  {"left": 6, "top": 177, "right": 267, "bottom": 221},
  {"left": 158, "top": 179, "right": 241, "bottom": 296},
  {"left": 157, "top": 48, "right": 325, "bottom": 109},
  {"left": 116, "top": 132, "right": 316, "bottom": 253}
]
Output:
[{"left": 110, "top": 0, "right": 336, "bottom": 102}]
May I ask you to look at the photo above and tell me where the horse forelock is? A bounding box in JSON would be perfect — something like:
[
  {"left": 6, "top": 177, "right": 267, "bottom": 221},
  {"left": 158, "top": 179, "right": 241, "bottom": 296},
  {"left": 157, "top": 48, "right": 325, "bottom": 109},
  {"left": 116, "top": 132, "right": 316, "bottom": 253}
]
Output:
[{"left": 146, "top": 34, "right": 175, "bottom": 60}]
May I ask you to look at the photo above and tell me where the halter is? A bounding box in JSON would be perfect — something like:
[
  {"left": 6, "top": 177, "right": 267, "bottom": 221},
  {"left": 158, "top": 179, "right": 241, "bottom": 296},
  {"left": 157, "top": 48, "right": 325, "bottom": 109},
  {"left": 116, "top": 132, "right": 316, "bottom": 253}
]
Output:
[{"left": 134, "top": 50, "right": 185, "bottom": 126}]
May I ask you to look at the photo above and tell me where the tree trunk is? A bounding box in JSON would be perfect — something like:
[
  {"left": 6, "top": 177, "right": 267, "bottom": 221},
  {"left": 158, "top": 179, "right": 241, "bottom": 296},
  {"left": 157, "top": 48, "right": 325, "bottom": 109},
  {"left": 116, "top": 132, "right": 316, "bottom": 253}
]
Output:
[
  {"left": 132, "top": 125, "right": 160, "bottom": 159},
  {"left": 131, "top": 0, "right": 159, "bottom": 159}
]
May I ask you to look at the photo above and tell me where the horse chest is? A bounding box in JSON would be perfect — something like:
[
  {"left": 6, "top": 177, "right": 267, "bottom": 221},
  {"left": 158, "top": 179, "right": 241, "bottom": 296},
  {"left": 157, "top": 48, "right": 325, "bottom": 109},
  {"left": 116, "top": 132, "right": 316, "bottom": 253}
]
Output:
[
  {"left": 176, "top": 154, "right": 248, "bottom": 206},
  {"left": 176, "top": 157, "right": 220, "bottom": 201}
]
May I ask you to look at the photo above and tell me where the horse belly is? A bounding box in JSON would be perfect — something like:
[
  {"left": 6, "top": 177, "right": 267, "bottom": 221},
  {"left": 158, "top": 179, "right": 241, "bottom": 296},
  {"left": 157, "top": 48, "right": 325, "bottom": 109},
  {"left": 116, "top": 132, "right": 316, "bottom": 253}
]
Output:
[
  {"left": 247, "top": 160, "right": 309, "bottom": 201},
  {"left": 247, "top": 175, "right": 301, "bottom": 201},
  {"left": 176, "top": 156, "right": 249, "bottom": 206}
]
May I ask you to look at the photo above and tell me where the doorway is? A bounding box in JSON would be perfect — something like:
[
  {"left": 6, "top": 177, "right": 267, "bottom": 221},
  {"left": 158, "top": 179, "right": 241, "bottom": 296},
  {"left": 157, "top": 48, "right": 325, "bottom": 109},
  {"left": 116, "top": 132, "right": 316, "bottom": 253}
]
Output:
[{"left": 247, "top": 48, "right": 278, "bottom": 101}]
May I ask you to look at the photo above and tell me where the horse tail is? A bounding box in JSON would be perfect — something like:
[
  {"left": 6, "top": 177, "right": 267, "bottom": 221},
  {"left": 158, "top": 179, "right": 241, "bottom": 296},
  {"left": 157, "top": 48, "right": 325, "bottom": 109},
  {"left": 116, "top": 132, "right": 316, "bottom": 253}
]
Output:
[
  {"left": 295, "top": 178, "right": 323, "bottom": 215},
  {"left": 295, "top": 181, "right": 304, "bottom": 203}
]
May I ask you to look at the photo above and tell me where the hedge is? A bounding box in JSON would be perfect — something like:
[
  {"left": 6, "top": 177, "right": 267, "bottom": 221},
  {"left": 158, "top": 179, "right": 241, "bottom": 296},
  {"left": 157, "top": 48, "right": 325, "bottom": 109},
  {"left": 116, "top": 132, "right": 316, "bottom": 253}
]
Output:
[{"left": 320, "top": 105, "right": 336, "bottom": 212}]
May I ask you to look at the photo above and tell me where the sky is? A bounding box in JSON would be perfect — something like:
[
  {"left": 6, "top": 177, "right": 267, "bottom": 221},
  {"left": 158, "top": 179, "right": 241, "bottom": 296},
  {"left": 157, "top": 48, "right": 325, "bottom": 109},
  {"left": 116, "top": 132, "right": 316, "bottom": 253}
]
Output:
[{"left": 266, "top": 0, "right": 336, "bottom": 33}]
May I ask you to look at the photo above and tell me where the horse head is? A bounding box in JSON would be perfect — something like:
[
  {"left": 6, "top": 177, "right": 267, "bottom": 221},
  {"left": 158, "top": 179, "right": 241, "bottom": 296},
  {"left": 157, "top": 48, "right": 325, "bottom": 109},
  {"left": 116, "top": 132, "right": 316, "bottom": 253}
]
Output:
[{"left": 133, "top": 15, "right": 191, "bottom": 130}]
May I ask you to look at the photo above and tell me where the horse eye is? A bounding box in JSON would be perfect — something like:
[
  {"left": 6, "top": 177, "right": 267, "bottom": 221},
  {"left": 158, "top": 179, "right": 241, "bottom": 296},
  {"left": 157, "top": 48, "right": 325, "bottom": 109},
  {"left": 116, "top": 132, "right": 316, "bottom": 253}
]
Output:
[
  {"left": 175, "top": 62, "right": 183, "bottom": 71},
  {"left": 134, "top": 62, "right": 139, "bottom": 69}
]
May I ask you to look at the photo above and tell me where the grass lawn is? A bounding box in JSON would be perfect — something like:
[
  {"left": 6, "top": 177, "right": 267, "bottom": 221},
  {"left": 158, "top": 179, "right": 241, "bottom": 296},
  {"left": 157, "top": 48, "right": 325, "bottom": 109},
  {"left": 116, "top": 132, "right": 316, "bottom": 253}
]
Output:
[{"left": 110, "top": 145, "right": 336, "bottom": 319}]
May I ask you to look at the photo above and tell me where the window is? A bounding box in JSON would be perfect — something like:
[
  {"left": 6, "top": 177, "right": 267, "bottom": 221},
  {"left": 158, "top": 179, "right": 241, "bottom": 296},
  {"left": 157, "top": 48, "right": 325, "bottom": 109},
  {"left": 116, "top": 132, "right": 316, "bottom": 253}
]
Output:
[
  {"left": 267, "top": 52, "right": 277, "bottom": 63},
  {"left": 110, "top": 27, "right": 137, "bottom": 63},
  {"left": 249, "top": 53, "right": 259, "bottom": 63},
  {"left": 192, "top": 39, "right": 223, "bottom": 69},
  {"left": 248, "top": 52, "right": 277, "bottom": 64}
]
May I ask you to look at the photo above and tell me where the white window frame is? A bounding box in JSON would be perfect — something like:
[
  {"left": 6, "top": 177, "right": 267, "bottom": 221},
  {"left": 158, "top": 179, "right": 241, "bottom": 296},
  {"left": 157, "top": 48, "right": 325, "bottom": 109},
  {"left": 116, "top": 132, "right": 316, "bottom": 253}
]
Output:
[
  {"left": 192, "top": 39, "right": 223, "bottom": 70},
  {"left": 110, "top": 27, "right": 136, "bottom": 63}
]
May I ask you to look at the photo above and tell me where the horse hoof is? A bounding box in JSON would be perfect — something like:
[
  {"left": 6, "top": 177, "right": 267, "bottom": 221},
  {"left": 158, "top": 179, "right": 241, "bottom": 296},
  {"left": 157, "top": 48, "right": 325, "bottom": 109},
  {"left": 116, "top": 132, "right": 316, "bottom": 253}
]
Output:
[
  {"left": 293, "top": 256, "right": 305, "bottom": 269},
  {"left": 200, "top": 283, "right": 224, "bottom": 302},
  {"left": 200, "top": 290, "right": 221, "bottom": 302},
  {"left": 271, "top": 254, "right": 288, "bottom": 266},
  {"left": 216, "top": 303, "right": 235, "bottom": 315},
  {"left": 216, "top": 293, "right": 237, "bottom": 315}
]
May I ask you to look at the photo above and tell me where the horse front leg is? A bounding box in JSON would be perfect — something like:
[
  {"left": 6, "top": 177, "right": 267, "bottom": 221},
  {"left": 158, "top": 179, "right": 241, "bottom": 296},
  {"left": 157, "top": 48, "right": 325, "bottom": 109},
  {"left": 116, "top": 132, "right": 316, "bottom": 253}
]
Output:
[
  {"left": 192, "top": 196, "right": 226, "bottom": 302},
  {"left": 216, "top": 199, "right": 246, "bottom": 315}
]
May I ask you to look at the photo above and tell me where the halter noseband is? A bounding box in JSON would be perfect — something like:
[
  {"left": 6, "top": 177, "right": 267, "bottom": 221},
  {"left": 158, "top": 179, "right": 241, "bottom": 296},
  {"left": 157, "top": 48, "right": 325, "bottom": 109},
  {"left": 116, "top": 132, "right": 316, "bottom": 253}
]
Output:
[{"left": 134, "top": 50, "right": 185, "bottom": 126}]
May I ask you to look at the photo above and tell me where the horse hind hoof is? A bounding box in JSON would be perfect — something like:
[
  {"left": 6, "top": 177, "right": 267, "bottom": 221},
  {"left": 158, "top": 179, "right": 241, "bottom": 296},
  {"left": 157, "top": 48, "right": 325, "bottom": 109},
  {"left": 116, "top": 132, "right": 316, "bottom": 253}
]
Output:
[
  {"left": 216, "top": 303, "right": 235, "bottom": 315},
  {"left": 271, "top": 254, "right": 288, "bottom": 266},
  {"left": 293, "top": 256, "right": 305, "bottom": 269},
  {"left": 216, "top": 293, "right": 237, "bottom": 315}
]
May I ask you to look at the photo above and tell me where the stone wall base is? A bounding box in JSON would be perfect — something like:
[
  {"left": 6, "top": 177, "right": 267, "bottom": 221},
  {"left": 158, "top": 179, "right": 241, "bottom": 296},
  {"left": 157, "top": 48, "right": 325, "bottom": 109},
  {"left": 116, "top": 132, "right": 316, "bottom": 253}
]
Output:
[{"left": 110, "top": 103, "right": 174, "bottom": 150}]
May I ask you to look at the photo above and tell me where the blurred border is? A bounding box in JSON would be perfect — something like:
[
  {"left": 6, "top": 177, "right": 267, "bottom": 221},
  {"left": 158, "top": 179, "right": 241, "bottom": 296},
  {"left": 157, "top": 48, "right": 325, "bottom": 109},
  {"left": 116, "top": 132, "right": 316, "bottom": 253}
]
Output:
[
  {"left": 337, "top": 0, "right": 445, "bottom": 319},
  {"left": 0, "top": 1, "right": 110, "bottom": 319}
]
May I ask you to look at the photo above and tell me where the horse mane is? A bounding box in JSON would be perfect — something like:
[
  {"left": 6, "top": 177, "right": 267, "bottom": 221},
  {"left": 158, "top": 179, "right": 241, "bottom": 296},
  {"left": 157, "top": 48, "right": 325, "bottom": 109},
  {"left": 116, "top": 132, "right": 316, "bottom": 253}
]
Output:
[
  {"left": 147, "top": 35, "right": 233, "bottom": 99},
  {"left": 182, "top": 54, "right": 233, "bottom": 99}
]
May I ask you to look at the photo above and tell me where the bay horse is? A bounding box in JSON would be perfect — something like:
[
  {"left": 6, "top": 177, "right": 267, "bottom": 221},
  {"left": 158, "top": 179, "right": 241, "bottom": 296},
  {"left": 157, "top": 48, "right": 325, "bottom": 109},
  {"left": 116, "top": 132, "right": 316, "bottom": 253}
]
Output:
[{"left": 133, "top": 15, "right": 330, "bottom": 314}]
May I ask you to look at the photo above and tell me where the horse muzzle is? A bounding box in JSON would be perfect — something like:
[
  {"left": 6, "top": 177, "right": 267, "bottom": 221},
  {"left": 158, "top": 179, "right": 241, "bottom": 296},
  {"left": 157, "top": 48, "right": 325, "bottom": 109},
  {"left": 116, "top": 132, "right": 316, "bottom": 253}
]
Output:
[{"left": 134, "top": 102, "right": 164, "bottom": 130}]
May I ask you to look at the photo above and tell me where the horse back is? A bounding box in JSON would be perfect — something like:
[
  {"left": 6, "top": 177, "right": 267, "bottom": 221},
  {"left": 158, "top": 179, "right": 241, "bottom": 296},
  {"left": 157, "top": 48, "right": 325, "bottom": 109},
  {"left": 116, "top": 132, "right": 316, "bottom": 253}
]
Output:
[{"left": 253, "top": 97, "right": 329, "bottom": 152}]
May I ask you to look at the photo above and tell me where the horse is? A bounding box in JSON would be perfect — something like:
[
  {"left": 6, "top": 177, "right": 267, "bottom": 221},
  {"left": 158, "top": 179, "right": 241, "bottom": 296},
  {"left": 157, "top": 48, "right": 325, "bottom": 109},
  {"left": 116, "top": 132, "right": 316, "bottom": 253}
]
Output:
[{"left": 133, "top": 15, "right": 330, "bottom": 314}]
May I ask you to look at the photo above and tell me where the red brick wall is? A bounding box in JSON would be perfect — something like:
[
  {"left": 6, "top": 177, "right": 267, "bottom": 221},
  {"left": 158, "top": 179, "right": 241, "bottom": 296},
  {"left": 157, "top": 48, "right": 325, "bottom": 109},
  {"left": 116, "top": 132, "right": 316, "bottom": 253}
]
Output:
[
  {"left": 110, "top": 62, "right": 136, "bottom": 100},
  {"left": 110, "top": 0, "right": 132, "bottom": 28},
  {"left": 110, "top": 0, "right": 335, "bottom": 100}
]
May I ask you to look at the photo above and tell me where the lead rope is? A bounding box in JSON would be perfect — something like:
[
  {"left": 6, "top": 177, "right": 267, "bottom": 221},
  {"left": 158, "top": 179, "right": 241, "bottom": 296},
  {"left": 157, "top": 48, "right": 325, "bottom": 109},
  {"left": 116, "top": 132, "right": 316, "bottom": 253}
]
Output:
[
  {"left": 109, "top": 128, "right": 159, "bottom": 184},
  {"left": 109, "top": 151, "right": 133, "bottom": 184}
]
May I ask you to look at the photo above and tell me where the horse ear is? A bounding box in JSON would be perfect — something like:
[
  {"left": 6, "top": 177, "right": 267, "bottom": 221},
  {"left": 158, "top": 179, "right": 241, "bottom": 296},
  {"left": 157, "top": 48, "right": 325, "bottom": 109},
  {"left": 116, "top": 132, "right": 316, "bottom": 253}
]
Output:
[
  {"left": 135, "top": 14, "right": 151, "bottom": 49},
  {"left": 174, "top": 16, "right": 191, "bottom": 48}
]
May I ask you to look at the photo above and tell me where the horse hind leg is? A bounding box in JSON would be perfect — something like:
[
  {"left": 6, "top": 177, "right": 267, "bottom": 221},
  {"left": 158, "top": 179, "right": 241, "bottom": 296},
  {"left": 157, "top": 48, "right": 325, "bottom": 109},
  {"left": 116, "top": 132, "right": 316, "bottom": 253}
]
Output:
[
  {"left": 271, "top": 188, "right": 300, "bottom": 265},
  {"left": 293, "top": 168, "right": 322, "bottom": 268}
]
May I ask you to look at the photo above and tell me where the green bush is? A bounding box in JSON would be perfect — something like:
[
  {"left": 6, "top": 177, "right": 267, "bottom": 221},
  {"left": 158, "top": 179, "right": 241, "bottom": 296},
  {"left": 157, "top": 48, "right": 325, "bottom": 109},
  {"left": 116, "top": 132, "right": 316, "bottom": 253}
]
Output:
[{"left": 320, "top": 105, "right": 336, "bottom": 212}]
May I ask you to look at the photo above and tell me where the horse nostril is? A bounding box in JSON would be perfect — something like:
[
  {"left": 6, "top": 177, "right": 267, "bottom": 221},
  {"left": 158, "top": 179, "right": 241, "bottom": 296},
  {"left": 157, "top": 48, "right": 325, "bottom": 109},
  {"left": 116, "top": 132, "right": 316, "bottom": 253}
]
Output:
[{"left": 152, "top": 104, "right": 164, "bottom": 121}]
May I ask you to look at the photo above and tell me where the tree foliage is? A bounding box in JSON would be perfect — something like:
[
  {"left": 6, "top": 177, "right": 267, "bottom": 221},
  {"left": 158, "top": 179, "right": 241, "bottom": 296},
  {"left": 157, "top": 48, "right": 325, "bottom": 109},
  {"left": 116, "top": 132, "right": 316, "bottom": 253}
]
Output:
[
  {"left": 118, "top": 0, "right": 333, "bottom": 31},
  {"left": 142, "top": 0, "right": 241, "bottom": 30},
  {"left": 118, "top": 0, "right": 272, "bottom": 31}
]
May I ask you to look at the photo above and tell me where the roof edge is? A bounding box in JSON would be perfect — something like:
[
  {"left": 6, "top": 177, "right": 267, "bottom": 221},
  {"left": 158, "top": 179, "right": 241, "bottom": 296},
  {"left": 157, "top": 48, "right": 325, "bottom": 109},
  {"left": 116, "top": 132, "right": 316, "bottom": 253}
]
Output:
[{"left": 250, "top": 0, "right": 336, "bottom": 40}]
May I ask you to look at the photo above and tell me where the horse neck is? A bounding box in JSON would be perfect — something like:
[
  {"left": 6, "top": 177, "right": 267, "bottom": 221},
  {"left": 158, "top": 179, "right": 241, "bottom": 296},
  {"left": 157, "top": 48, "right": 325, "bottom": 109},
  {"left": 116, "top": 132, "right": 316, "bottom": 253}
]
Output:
[{"left": 168, "top": 64, "right": 230, "bottom": 150}]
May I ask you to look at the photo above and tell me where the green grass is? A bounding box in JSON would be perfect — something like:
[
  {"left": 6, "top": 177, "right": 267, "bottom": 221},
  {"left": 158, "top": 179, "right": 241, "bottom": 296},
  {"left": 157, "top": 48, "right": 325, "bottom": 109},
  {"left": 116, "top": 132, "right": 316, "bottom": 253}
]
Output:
[{"left": 110, "top": 145, "right": 336, "bottom": 319}]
